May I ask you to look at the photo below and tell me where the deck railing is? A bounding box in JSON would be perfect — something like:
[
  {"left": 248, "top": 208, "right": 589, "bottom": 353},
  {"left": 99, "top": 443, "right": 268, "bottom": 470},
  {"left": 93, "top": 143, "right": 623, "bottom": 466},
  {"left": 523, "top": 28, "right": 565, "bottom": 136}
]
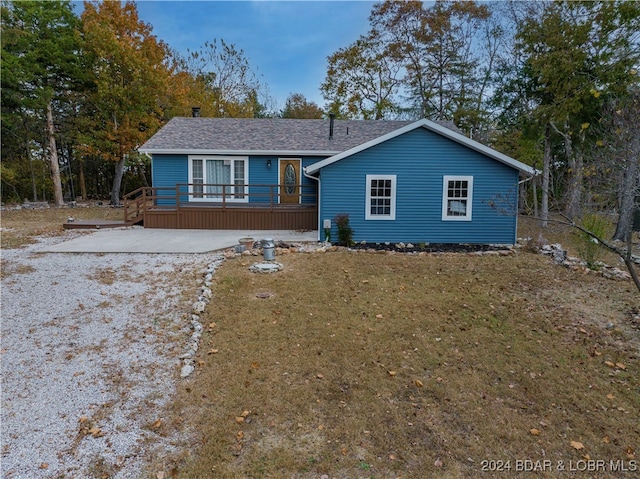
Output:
[{"left": 123, "top": 183, "right": 317, "bottom": 224}]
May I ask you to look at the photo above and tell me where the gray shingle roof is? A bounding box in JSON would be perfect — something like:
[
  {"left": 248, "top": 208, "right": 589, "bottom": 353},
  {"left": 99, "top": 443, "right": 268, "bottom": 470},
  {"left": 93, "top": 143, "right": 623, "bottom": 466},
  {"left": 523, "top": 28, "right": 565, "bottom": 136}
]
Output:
[{"left": 138, "top": 117, "right": 414, "bottom": 154}]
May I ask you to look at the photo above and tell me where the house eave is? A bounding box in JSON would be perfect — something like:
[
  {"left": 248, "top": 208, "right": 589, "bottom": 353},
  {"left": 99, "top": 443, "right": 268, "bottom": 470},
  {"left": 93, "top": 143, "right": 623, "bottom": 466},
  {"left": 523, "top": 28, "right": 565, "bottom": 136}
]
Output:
[{"left": 138, "top": 148, "right": 341, "bottom": 157}]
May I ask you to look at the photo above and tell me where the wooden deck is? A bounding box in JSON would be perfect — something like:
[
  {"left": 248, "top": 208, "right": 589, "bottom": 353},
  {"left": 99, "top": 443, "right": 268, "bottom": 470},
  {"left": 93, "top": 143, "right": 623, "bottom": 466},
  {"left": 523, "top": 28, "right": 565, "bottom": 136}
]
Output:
[
  {"left": 123, "top": 184, "right": 318, "bottom": 230},
  {"left": 62, "top": 219, "right": 136, "bottom": 230}
]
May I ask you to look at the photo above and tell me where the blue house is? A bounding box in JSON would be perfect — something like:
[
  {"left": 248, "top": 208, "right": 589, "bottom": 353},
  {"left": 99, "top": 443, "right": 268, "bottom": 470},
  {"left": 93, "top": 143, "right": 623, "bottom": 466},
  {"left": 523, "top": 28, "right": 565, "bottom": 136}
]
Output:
[{"left": 135, "top": 116, "right": 535, "bottom": 245}]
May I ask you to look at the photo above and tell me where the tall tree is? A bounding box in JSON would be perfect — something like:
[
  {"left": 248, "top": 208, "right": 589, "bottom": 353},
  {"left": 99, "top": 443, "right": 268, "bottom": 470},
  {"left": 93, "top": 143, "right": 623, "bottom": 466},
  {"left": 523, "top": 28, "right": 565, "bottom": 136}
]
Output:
[
  {"left": 1, "top": 0, "right": 83, "bottom": 205},
  {"left": 281, "top": 93, "right": 324, "bottom": 119},
  {"left": 181, "top": 39, "right": 268, "bottom": 118},
  {"left": 591, "top": 92, "right": 640, "bottom": 242},
  {"left": 368, "top": 0, "right": 490, "bottom": 128},
  {"left": 516, "top": 0, "right": 640, "bottom": 219},
  {"left": 321, "top": 30, "right": 403, "bottom": 119},
  {"left": 81, "top": 0, "right": 171, "bottom": 205}
]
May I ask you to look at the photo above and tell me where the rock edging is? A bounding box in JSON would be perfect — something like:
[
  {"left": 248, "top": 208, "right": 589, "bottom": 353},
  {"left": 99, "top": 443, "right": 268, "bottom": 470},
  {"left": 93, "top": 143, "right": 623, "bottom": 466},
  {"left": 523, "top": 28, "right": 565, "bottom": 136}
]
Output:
[
  {"left": 537, "top": 242, "right": 632, "bottom": 281},
  {"left": 179, "top": 254, "right": 224, "bottom": 378}
]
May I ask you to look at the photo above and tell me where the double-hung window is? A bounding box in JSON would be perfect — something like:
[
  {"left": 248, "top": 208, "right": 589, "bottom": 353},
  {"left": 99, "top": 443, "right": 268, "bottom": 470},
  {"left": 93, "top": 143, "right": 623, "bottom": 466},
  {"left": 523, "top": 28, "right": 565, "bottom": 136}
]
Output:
[
  {"left": 366, "top": 174, "right": 396, "bottom": 220},
  {"left": 189, "top": 156, "right": 248, "bottom": 202},
  {"left": 442, "top": 175, "right": 473, "bottom": 220}
]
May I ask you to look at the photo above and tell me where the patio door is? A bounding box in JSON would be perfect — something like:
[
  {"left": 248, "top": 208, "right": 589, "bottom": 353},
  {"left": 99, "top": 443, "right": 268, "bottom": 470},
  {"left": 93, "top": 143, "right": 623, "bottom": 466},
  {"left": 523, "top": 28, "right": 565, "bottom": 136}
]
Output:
[{"left": 279, "top": 158, "right": 301, "bottom": 204}]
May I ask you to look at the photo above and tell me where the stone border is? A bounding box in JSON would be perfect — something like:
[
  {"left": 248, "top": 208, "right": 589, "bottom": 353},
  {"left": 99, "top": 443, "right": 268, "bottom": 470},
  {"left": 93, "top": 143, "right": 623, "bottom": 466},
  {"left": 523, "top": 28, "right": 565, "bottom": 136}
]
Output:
[
  {"left": 537, "top": 242, "right": 632, "bottom": 281},
  {"left": 179, "top": 254, "right": 224, "bottom": 378}
]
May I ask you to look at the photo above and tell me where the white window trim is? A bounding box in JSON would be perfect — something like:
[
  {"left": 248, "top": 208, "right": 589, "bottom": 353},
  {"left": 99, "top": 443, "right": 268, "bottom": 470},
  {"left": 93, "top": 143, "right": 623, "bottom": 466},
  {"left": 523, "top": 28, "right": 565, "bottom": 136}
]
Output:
[
  {"left": 188, "top": 155, "right": 249, "bottom": 203},
  {"left": 442, "top": 175, "right": 473, "bottom": 221},
  {"left": 365, "top": 174, "right": 396, "bottom": 220}
]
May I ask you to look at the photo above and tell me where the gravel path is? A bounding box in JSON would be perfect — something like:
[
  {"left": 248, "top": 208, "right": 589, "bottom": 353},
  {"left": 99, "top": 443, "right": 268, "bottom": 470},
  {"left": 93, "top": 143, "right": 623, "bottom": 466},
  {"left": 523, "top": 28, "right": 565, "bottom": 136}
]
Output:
[{"left": 1, "top": 231, "right": 220, "bottom": 478}]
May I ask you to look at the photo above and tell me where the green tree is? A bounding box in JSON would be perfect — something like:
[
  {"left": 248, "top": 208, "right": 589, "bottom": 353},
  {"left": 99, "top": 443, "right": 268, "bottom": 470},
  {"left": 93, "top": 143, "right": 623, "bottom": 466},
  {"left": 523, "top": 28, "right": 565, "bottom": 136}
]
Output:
[
  {"left": 321, "top": 30, "right": 403, "bottom": 120},
  {"left": 81, "top": 0, "right": 171, "bottom": 205},
  {"left": 1, "top": 0, "right": 84, "bottom": 205},
  {"left": 280, "top": 93, "right": 324, "bottom": 119},
  {"left": 368, "top": 0, "right": 491, "bottom": 128},
  {"left": 516, "top": 0, "right": 640, "bottom": 220}
]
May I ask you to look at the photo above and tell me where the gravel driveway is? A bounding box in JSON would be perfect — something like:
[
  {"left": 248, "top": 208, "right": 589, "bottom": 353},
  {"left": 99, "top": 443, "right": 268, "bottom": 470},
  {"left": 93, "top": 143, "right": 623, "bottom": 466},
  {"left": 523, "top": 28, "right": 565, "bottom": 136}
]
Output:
[{"left": 1, "top": 232, "right": 220, "bottom": 478}]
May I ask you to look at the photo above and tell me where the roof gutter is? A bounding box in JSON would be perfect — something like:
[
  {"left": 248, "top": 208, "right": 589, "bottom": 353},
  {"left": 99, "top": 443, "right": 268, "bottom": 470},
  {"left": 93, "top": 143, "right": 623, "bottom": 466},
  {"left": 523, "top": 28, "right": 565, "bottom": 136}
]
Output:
[{"left": 137, "top": 148, "right": 341, "bottom": 157}]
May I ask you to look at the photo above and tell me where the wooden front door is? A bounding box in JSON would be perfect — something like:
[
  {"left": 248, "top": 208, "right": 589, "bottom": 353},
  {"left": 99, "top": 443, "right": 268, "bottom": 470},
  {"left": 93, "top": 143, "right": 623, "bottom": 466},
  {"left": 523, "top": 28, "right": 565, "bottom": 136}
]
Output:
[{"left": 279, "top": 158, "right": 301, "bottom": 204}]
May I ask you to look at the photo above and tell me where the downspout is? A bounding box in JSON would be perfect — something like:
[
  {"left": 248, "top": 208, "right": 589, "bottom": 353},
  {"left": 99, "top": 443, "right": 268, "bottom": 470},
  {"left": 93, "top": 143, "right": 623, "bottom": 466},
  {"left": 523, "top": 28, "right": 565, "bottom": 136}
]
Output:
[
  {"left": 515, "top": 170, "right": 539, "bottom": 244},
  {"left": 303, "top": 166, "right": 321, "bottom": 242},
  {"left": 143, "top": 152, "right": 153, "bottom": 187}
]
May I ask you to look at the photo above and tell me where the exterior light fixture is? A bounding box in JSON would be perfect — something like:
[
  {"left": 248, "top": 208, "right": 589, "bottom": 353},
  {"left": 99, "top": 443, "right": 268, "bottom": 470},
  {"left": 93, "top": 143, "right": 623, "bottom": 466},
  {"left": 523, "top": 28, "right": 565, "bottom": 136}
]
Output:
[{"left": 267, "top": 159, "right": 272, "bottom": 168}]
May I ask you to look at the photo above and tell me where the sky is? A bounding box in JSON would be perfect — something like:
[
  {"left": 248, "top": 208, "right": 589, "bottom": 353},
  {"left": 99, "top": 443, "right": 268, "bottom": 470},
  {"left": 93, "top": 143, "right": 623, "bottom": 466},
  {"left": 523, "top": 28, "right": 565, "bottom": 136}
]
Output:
[{"left": 120, "top": 1, "right": 377, "bottom": 110}]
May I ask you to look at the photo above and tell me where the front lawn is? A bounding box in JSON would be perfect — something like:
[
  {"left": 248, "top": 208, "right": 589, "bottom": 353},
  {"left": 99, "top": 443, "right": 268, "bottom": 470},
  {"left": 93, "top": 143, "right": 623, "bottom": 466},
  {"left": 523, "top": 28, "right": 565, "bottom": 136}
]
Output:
[{"left": 159, "top": 246, "right": 638, "bottom": 478}]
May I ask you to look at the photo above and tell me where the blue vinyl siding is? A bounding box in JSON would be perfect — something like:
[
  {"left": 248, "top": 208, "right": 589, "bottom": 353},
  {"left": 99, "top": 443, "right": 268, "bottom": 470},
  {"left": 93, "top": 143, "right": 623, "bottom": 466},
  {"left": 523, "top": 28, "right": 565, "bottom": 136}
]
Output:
[
  {"left": 151, "top": 154, "right": 188, "bottom": 204},
  {"left": 151, "top": 154, "right": 318, "bottom": 206},
  {"left": 318, "top": 128, "right": 519, "bottom": 244}
]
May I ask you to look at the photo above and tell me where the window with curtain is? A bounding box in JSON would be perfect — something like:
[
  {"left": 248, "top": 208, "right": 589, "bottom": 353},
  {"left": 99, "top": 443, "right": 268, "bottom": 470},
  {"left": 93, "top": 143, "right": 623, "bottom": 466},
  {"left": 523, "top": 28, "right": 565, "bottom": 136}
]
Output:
[{"left": 189, "top": 156, "right": 248, "bottom": 202}]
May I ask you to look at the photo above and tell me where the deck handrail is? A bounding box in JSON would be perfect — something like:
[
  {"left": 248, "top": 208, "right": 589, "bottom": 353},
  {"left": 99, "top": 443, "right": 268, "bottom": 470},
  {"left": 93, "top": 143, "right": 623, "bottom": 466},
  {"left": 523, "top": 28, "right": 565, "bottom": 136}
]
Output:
[
  {"left": 173, "top": 183, "right": 317, "bottom": 209},
  {"left": 123, "top": 183, "right": 317, "bottom": 223},
  {"left": 123, "top": 186, "right": 153, "bottom": 223}
]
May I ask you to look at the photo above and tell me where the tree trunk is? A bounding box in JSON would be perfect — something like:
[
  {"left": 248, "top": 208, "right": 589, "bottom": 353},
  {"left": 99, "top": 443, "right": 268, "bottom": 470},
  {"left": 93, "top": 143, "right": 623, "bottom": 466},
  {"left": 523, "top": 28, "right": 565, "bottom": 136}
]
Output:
[
  {"left": 110, "top": 156, "right": 126, "bottom": 205},
  {"left": 541, "top": 123, "right": 551, "bottom": 227},
  {"left": 612, "top": 136, "right": 639, "bottom": 241},
  {"left": 138, "top": 161, "right": 150, "bottom": 187},
  {"left": 551, "top": 121, "right": 582, "bottom": 220},
  {"left": 46, "top": 101, "right": 64, "bottom": 206},
  {"left": 78, "top": 157, "right": 87, "bottom": 200}
]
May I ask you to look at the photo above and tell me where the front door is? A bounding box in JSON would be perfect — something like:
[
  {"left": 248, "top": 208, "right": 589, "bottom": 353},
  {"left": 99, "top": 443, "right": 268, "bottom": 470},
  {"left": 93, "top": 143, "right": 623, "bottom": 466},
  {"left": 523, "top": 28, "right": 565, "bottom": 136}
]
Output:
[{"left": 279, "top": 158, "right": 301, "bottom": 204}]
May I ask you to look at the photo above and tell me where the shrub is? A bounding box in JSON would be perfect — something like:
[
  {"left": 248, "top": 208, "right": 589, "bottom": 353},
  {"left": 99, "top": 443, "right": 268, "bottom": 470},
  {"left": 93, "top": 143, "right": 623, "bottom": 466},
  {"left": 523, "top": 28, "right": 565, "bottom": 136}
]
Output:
[
  {"left": 574, "top": 213, "right": 610, "bottom": 269},
  {"left": 334, "top": 213, "right": 353, "bottom": 246}
]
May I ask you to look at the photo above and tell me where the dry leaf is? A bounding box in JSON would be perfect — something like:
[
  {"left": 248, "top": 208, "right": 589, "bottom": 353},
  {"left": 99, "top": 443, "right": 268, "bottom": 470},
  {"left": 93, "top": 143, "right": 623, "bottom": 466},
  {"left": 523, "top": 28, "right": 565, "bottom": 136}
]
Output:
[
  {"left": 241, "top": 410, "right": 250, "bottom": 418},
  {"left": 89, "top": 427, "right": 102, "bottom": 437},
  {"left": 389, "top": 454, "right": 397, "bottom": 460},
  {"left": 156, "top": 472, "right": 165, "bottom": 479},
  {"left": 530, "top": 428, "right": 540, "bottom": 436},
  {"left": 605, "top": 361, "right": 616, "bottom": 368},
  {"left": 603, "top": 436, "right": 610, "bottom": 444},
  {"left": 376, "top": 314, "right": 384, "bottom": 319},
  {"left": 39, "top": 463, "right": 49, "bottom": 470},
  {"left": 235, "top": 416, "right": 245, "bottom": 424},
  {"left": 151, "top": 419, "right": 163, "bottom": 429},
  {"left": 434, "top": 458, "right": 443, "bottom": 468},
  {"left": 208, "top": 348, "right": 219, "bottom": 354},
  {"left": 570, "top": 440, "right": 584, "bottom": 450},
  {"left": 606, "top": 393, "right": 615, "bottom": 400},
  {"left": 414, "top": 379, "right": 424, "bottom": 388},
  {"left": 316, "top": 373, "right": 324, "bottom": 379},
  {"left": 616, "top": 362, "right": 626, "bottom": 370},
  {"left": 197, "top": 360, "right": 205, "bottom": 367},
  {"left": 236, "top": 430, "right": 244, "bottom": 441},
  {"left": 388, "top": 370, "right": 397, "bottom": 377},
  {"left": 79, "top": 416, "right": 89, "bottom": 424}
]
